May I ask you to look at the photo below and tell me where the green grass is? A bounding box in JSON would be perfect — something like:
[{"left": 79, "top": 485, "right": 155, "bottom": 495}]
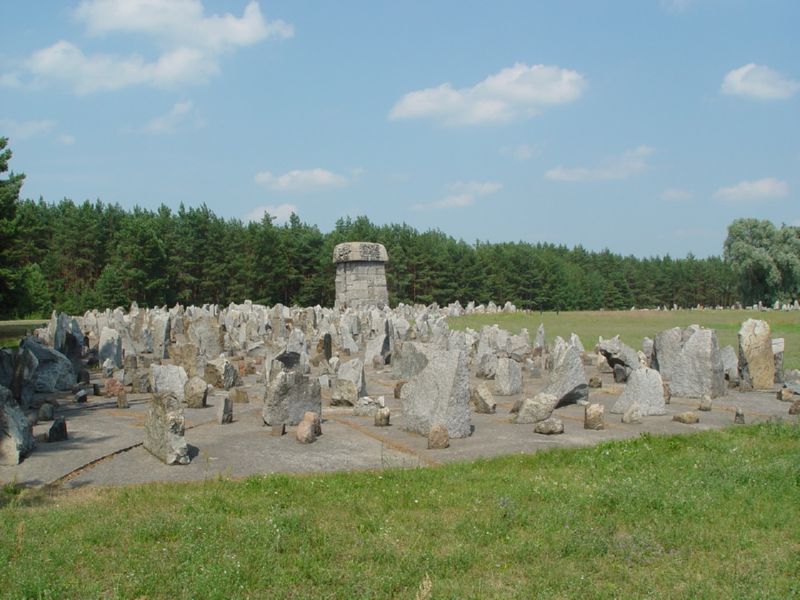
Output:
[
  {"left": 449, "top": 309, "right": 800, "bottom": 371},
  {"left": 0, "top": 319, "right": 47, "bottom": 349},
  {"left": 2, "top": 422, "right": 799, "bottom": 598}
]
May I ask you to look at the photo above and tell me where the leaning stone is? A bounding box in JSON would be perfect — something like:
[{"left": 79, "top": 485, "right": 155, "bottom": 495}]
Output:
[
  {"left": 673, "top": 411, "right": 699, "bottom": 424},
  {"left": 622, "top": 402, "right": 643, "bottom": 424},
  {"left": 597, "top": 337, "right": 640, "bottom": 382},
  {"left": 533, "top": 417, "right": 564, "bottom": 435},
  {"left": 584, "top": 403, "right": 605, "bottom": 430},
  {"left": 143, "top": 392, "right": 190, "bottom": 465},
  {"left": 184, "top": 376, "right": 209, "bottom": 409},
  {"left": 611, "top": 367, "right": 666, "bottom": 416},
  {"left": 777, "top": 387, "right": 795, "bottom": 402},
  {"left": 588, "top": 376, "right": 602, "bottom": 389},
  {"left": 374, "top": 407, "right": 391, "bottom": 426},
  {"left": 515, "top": 393, "right": 557, "bottom": 424},
  {"left": 37, "top": 403, "right": 55, "bottom": 421},
  {"left": 494, "top": 357, "right": 522, "bottom": 396},
  {"left": 116, "top": 390, "right": 129, "bottom": 409},
  {"left": 734, "top": 408, "right": 746, "bottom": 424},
  {"left": 738, "top": 319, "right": 774, "bottom": 390},
  {"left": 427, "top": 424, "right": 450, "bottom": 449},
  {"left": 217, "top": 394, "right": 233, "bottom": 424},
  {"left": 47, "top": 417, "right": 68, "bottom": 442},
  {"left": 469, "top": 383, "right": 496, "bottom": 414},
  {"left": 353, "top": 395, "right": 385, "bottom": 417},
  {"left": 698, "top": 395, "right": 712, "bottom": 411}
]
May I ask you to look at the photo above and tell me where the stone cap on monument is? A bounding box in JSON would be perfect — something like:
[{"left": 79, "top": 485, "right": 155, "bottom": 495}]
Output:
[{"left": 332, "top": 242, "right": 389, "bottom": 264}]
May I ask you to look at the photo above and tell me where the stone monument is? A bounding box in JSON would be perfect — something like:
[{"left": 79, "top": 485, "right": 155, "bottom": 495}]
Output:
[{"left": 333, "top": 242, "right": 389, "bottom": 309}]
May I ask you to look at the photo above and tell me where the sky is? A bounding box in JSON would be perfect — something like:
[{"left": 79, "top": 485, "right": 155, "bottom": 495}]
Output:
[{"left": 1, "top": 0, "right": 798, "bottom": 258}]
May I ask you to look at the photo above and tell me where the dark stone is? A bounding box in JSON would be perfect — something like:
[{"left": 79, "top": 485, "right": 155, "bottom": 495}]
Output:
[
  {"left": 323, "top": 333, "right": 332, "bottom": 361},
  {"left": 48, "top": 417, "right": 68, "bottom": 442},
  {"left": 613, "top": 364, "right": 628, "bottom": 383}
]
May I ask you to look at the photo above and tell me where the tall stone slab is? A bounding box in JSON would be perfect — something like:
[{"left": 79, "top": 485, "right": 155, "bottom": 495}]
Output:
[
  {"left": 611, "top": 367, "right": 666, "bottom": 416},
  {"left": 333, "top": 242, "right": 389, "bottom": 309},
  {"left": 143, "top": 392, "right": 190, "bottom": 465},
  {"left": 738, "top": 319, "right": 774, "bottom": 390},
  {"left": 0, "top": 386, "right": 36, "bottom": 465},
  {"left": 263, "top": 369, "right": 322, "bottom": 426},
  {"left": 652, "top": 325, "right": 725, "bottom": 398}
]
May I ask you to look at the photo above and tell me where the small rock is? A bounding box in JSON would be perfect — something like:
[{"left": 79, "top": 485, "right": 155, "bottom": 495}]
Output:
[
  {"left": 184, "top": 376, "right": 209, "bottom": 409},
  {"left": 673, "top": 411, "right": 699, "bottom": 424},
  {"left": 37, "top": 403, "right": 55, "bottom": 422},
  {"left": 533, "top": 417, "right": 564, "bottom": 435},
  {"left": 469, "top": 383, "right": 496, "bottom": 414},
  {"left": 116, "top": 390, "right": 129, "bottom": 409},
  {"left": 515, "top": 393, "right": 557, "bottom": 424},
  {"left": 662, "top": 382, "right": 671, "bottom": 404},
  {"left": 74, "top": 389, "right": 88, "bottom": 403},
  {"left": 353, "top": 395, "right": 385, "bottom": 417},
  {"left": 588, "top": 376, "right": 602, "bottom": 389},
  {"left": 217, "top": 394, "right": 233, "bottom": 424},
  {"left": 584, "top": 403, "right": 605, "bottom": 430},
  {"left": 622, "top": 402, "right": 643, "bottom": 424},
  {"left": 271, "top": 423, "right": 286, "bottom": 436},
  {"left": 427, "top": 424, "right": 450, "bottom": 449},
  {"left": 302, "top": 411, "right": 322, "bottom": 437},
  {"left": 393, "top": 380, "right": 406, "bottom": 399},
  {"left": 48, "top": 417, "right": 68, "bottom": 442},
  {"left": 698, "top": 395, "right": 712, "bottom": 411},
  {"left": 104, "top": 378, "right": 124, "bottom": 398},
  {"left": 777, "top": 387, "right": 795, "bottom": 402},
  {"left": 734, "top": 408, "right": 746, "bottom": 424},
  {"left": 296, "top": 419, "right": 317, "bottom": 444},
  {"left": 788, "top": 399, "right": 800, "bottom": 416},
  {"left": 374, "top": 407, "right": 391, "bottom": 426}
]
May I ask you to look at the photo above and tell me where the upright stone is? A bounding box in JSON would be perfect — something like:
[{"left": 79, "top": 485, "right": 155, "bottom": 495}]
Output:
[
  {"left": 149, "top": 364, "right": 189, "bottom": 403},
  {"left": 143, "top": 392, "right": 190, "bottom": 465},
  {"left": 0, "top": 386, "right": 35, "bottom": 465},
  {"left": 611, "top": 367, "right": 666, "bottom": 416},
  {"left": 738, "top": 319, "right": 774, "bottom": 390},
  {"left": 263, "top": 369, "right": 322, "bottom": 427},
  {"left": 217, "top": 394, "right": 233, "bottom": 424},
  {"left": 652, "top": 325, "right": 725, "bottom": 398},
  {"left": 331, "top": 358, "right": 367, "bottom": 406},
  {"left": 494, "top": 358, "right": 522, "bottom": 396},
  {"left": 543, "top": 345, "right": 588, "bottom": 407},
  {"left": 333, "top": 242, "right": 389, "bottom": 309}
]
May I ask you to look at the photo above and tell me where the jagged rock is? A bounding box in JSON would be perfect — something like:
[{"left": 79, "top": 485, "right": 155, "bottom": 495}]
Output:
[
  {"left": 0, "top": 386, "right": 35, "bottom": 465},
  {"left": 103, "top": 378, "right": 124, "bottom": 398},
  {"left": 533, "top": 417, "right": 564, "bottom": 435},
  {"left": 204, "top": 356, "right": 241, "bottom": 390},
  {"left": 469, "top": 383, "right": 496, "bottom": 414},
  {"left": 98, "top": 327, "right": 122, "bottom": 369},
  {"left": 303, "top": 411, "right": 322, "bottom": 436},
  {"left": 353, "top": 395, "right": 385, "bottom": 417},
  {"left": 47, "top": 417, "right": 68, "bottom": 442},
  {"left": 533, "top": 324, "right": 546, "bottom": 356},
  {"left": 186, "top": 315, "right": 223, "bottom": 358},
  {"left": 720, "top": 345, "right": 739, "bottom": 385},
  {"left": 427, "top": 424, "right": 450, "bottom": 449},
  {"left": 652, "top": 325, "right": 725, "bottom": 398},
  {"left": 217, "top": 394, "right": 233, "bottom": 424},
  {"left": 622, "top": 402, "right": 643, "bottom": 424},
  {"left": 393, "top": 341, "right": 430, "bottom": 380},
  {"left": 184, "top": 376, "right": 209, "bottom": 408},
  {"left": 515, "top": 393, "right": 557, "bottom": 424},
  {"left": 331, "top": 358, "right": 367, "bottom": 406},
  {"left": 21, "top": 338, "right": 74, "bottom": 394},
  {"left": 738, "top": 319, "right": 774, "bottom": 390},
  {"left": 597, "top": 337, "right": 640, "bottom": 382},
  {"left": 400, "top": 342, "right": 471, "bottom": 438},
  {"left": 673, "top": 411, "right": 699, "bottom": 424},
  {"left": 543, "top": 345, "right": 588, "bottom": 407},
  {"left": 611, "top": 368, "right": 666, "bottom": 416},
  {"left": 374, "top": 407, "right": 391, "bottom": 426},
  {"left": 365, "top": 334, "right": 391, "bottom": 367},
  {"left": 11, "top": 347, "right": 38, "bottom": 408},
  {"left": 149, "top": 364, "right": 188, "bottom": 403},
  {"left": 131, "top": 369, "right": 151, "bottom": 394},
  {"left": 584, "top": 403, "right": 605, "bottom": 430},
  {"left": 777, "top": 387, "right": 795, "bottom": 402},
  {"left": 263, "top": 369, "right": 322, "bottom": 426},
  {"left": 494, "top": 358, "right": 522, "bottom": 396},
  {"left": 773, "top": 338, "right": 784, "bottom": 384},
  {"left": 143, "top": 392, "right": 190, "bottom": 465},
  {"left": 476, "top": 352, "right": 498, "bottom": 379},
  {"left": 788, "top": 399, "right": 800, "bottom": 416}
]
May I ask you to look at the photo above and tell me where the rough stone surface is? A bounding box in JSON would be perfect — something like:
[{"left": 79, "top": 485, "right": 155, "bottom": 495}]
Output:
[
  {"left": 588, "top": 376, "right": 602, "bottom": 388},
  {"left": 720, "top": 345, "right": 739, "bottom": 385},
  {"left": 611, "top": 367, "right": 666, "bottom": 416},
  {"left": 738, "top": 319, "right": 775, "bottom": 390},
  {"left": 331, "top": 358, "right": 367, "bottom": 406},
  {"left": 734, "top": 408, "right": 746, "bottom": 424},
  {"left": 515, "top": 393, "right": 558, "bottom": 424},
  {"left": 652, "top": 326, "right": 725, "bottom": 398},
  {"left": 37, "top": 403, "right": 55, "bottom": 421},
  {"left": 597, "top": 337, "right": 640, "bottom": 382},
  {"left": 98, "top": 327, "right": 122, "bottom": 369},
  {"left": 149, "top": 364, "right": 188, "bottom": 403},
  {"left": 777, "top": 387, "right": 795, "bottom": 402},
  {"left": 374, "top": 407, "right": 391, "bottom": 426},
  {"left": 622, "top": 402, "right": 643, "bottom": 424},
  {"left": 143, "top": 392, "right": 190, "bottom": 465},
  {"left": 296, "top": 418, "right": 317, "bottom": 444},
  {"left": 543, "top": 345, "right": 588, "bottom": 407},
  {"left": 353, "top": 395, "right": 385, "bottom": 417},
  {"left": 263, "top": 369, "right": 322, "bottom": 427},
  {"left": 333, "top": 242, "right": 389, "bottom": 309},
  {"left": 48, "top": 417, "right": 68, "bottom": 442},
  {"left": 217, "top": 394, "right": 233, "bottom": 424},
  {"left": 533, "top": 417, "right": 564, "bottom": 435},
  {"left": 788, "top": 399, "right": 800, "bottom": 416},
  {"left": 184, "top": 376, "right": 209, "bottom": 409},
  {"left": 0, "top": 387, "right": 35, "bottom": 465},
  {"left": 698, "top": 395, "right": 712, "bottom": 411},
  {"left": 494, "top": 357, "right": 522, "bottom": 396},
  {"left": 116, "top": 390, "right": 129, "bottom": 409},
  {"left": 204, "top": 357, "right": 242, "bottom": 390},
  {"left": 469, "top": 383, "right": 496, "bottom": 414},
  {"left": 22, "top": 338, "right": 74, "bottom": 394},
  {"left": 400, "top": 342, "right": 471, "bottom": 438},
  {"left": 584, "top": 403, "right": 605, "bottom": 430},
  {"left": 427, "top": 424, "right": 450, "bottom": 449},
  {"left": 673, "top": 411, "right": 699, "bottom": 424}
]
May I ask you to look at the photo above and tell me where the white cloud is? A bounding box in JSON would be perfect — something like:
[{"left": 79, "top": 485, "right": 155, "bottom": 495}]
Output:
[
  {"left": 390, "top": 62, "right": 586, "bottom": 126},
  {"left": 245, "top": 203, "right": 297, "bottom": 224},
  {"left": 721, "top": 63, "right": 799, "bottom": 100},
  {"left": 6, "top": 1, "right": 292, "bottom": 94},
  {"left": 0, "top": 118, "right": 56, "bottom": 140},
  {"left": 545, "top": 146, "right": 654, "bottom": 182},
  {"left": 661, "top": 188, "right": 693, "bottom": 202},
  {"left": 144, "top": 100, "right": 203, "bottom": 134},
  {"left": 500, "top": 143, "right": 541, "bottom": 161},
  {"left": 713, "top": 177, "right": 788, "bottom": 202},
  {"left": 413, "top": 180, "right": 502, "bottom": 211},
  {"left": 254, "top": 168, "right": 349, "bottom": 193}
]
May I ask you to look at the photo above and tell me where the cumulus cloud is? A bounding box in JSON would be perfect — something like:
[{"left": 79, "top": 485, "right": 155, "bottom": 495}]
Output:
[
  {"left": 412, "top": 180, "right": 502, "bottom": 211},
  {"left": 721, "top": 63, "right": 799, "bottom": 100},
  {"left": 390, "top": 63, "right": 586, "bottom": 126},
  {"left": 5, "top": 0, "right": 291, "bottom": 94},
  {"left": 254, "top": 168, "right": 350, "bottom": 193},
  {"left": 545, "top": 146, "right": 654, "bottom": 182},
  {"left": 245, "top": 203, "right": 297, "bottom": 224},
  {"left": 0, "top": 118, "right": 56, "bottom": 140},
  {"left": 661, "top": 188, "right": 694, "bottom": 202},
  {"left": 143, "top": 100, "right": 203, "bottom": 134},
  {"left": 713, "top": 177, "right": 788, "bottom": 202}
]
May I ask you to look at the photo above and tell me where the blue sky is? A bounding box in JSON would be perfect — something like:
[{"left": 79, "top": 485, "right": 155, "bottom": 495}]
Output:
[{"left": 1, "top": 0, "right": 798, "bottom": 258}]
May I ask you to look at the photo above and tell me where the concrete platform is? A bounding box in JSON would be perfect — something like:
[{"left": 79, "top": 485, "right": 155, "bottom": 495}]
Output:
[{"left": 2, "top": 365, "right": 795, "bottom": 490}]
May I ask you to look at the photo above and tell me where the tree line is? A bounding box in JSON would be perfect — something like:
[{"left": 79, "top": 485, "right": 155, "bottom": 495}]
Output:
[{"left": 1, "top": 138, "right": 797, "bottom": 318}]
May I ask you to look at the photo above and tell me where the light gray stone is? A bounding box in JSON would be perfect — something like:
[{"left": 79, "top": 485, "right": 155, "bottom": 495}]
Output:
[
  {"left": 184, "top": 376, "right": 209, "bottom": 409},
  {"left": 98, "top": 326, "right": 122, "bottom": 369},
  {"left": 515, "top": 393, "right": 558, "bottom": 424},
  {"left": 469, "top": 383, "right": 496, "bottom": 414},
  {"left": 262, "top": 369, "right": 322, "bottom": 426},
  {"left": 494, "top": 357, "right": 522, "bottom": 396},
  {"left": 720, "top": 345, "right": 739, "bottom": 384},
  {"left": 622, "top": 402, "right": 643, "bottom": 424},
  {"left": 533, "top": 417, "right": 564, "bottom": 435},
  {"left": 0, "top": 386, "right": 35, "bottom": 465},
  {"left": 543, "top": 345, "right": 588, "bottom": 407},
  {"left": 149, "top": 364, "right": 188, "bottom": 403},
  {"left": 143, "top": 392, "right": 190, "bottom": 465},
  {"left": 331, "top": 358, "right": 367, "bottom": 406},
  {"left": 738, "top": 319, "right": 774, "bottom": 390},
  {"left": 652, "top": 325, "right": 725, "bottom": 398},
  {"left": 597, "top": 337, "right": 640, "bottom": 382},
  {"left": 584, "top": 403, "right": 605, "bottom": 430},
  {"left": 204, "top": 356, "right": 241, "bottom": 390},
  {"left": 353, "top": 395, "right": 385, "bottom": 417},
  {"left": 611, "top": 367, "right": 666, "bottom": 416}
]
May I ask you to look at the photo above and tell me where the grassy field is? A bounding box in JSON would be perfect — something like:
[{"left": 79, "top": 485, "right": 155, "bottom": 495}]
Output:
[
  {"left": 1, "top": 422, "right": 799, "bottom": 598},
  {"left": 450, "top": 309, "right": 800, "bottom": 371},
  {"left": 0, "top": 319, "right": 47, "bottom": 349}
]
